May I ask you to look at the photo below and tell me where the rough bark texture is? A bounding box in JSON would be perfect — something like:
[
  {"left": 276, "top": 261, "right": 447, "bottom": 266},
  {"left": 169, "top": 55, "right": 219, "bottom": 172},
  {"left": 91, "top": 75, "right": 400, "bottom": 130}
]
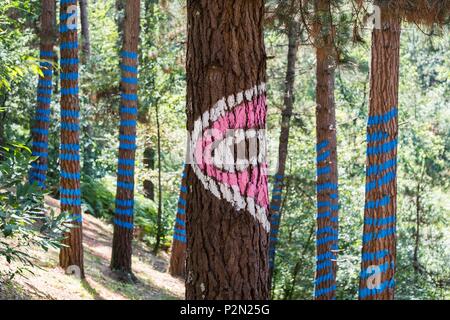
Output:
[
  {"left": 79, "top": 0, "right": 91, "bottom": 61},
  {"left": 58, "top": 0, "right": 84, "bottom": 278},
  {"left": 359, "top": 2, "right": 400, "bottom": 300},
  {"left": 185, "top": 0, "right": 269, "bottom": 300},
  {"left": 110, "top": 0, "right": 140, "bottom": 275},
  {"left": 29, "top": 0, "right": 56, "bottom": 189},
  {"left": 268, "top": 21, "right": 299, "bottom": 287},
  {"left": 314, "top": 0, "right": 339, "bottom": 300},
  {"left": 169, "top": 164, "right": 188, "bottom": 277}
]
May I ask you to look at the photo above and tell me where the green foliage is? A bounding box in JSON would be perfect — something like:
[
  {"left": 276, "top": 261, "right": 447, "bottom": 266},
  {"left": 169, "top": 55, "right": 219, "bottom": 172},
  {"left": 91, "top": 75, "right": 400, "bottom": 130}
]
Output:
[{"left": 0, "top": 145, "right": 67, "bottom": 279}]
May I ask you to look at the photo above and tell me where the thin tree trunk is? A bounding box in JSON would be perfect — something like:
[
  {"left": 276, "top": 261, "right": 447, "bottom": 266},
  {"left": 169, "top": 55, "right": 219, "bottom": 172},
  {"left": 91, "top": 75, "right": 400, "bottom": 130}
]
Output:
[
  {"left": 0, "top": 92, "right": 8, "bottom": 161},
  {"left": 79, "top": 0, "right": 91, "bottom": 62},
  {"left": 153, "top": 101, "right": 163, "bottom": 254},
  {"left": 29, "top": 0, "right": 56, "bottom": 188},
  {"left": 185, "top": 0, "right": 269, "bottom": 300},
  {"left": 169, "top": 164, "right": 188, "bottom": 277},
  {"left": 59, "top": 0, "right": 84, "bottom": 278},
  {"left": 268, "top": 20, "right": 299, "bottom": 288},
  {"left": 359, "top": 2, "right": 401, "bottom": 300},
  {"left": 313, "top": 0, "right": 339, "bottom": 300},
  {"left": 110, "top": 0, "right": 141, "bottom": 277}
]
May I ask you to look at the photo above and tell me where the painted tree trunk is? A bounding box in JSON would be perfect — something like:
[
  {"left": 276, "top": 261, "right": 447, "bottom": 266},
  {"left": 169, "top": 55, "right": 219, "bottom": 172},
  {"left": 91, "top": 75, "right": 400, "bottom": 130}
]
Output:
[
  {"left": 185, "top": 0, "right": 269, "bottom": 300},
  {"left": 314, "top": 0, "right": 338, "bottom": 300},
  {"left": 359, "top": 3, "right": 400, "bottom": 300},
  {"left": 168, "top": 164, "right": 188, "bottom": 277},
  {"left": 29, "top": 0, "right": 56, "bottom": 189},
  {"left": 58, "top": 0, "right": 84, "bottom": 277},
  {"left": 110, "top": 0, "right": 140, "bottom": 275},
  {"left": 268, "top": 22, "right": 299, "bottom": 288}
]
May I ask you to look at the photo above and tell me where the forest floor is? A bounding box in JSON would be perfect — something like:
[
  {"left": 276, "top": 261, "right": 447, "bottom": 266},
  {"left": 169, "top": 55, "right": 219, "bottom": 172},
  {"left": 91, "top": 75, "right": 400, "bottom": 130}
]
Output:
[{"left": 0, "top": 196, "right": 185, "bottom": 300}]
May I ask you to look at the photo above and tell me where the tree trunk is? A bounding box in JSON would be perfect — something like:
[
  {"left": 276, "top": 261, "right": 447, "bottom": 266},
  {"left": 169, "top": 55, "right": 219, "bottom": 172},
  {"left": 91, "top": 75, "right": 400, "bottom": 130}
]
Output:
[
  {"left": 268, "top": 21, "right": 299, "bottom": 288},
  {"left": 58, "top": 0, "right": 84, "bottom": 278},
  {"left": 185, "top": 0, "right": 269, "bottom": 300},
  {"left": 169, "top": 164, "right": 188, "bottom": 277},
  {"left": 0, "top": 92, "right": 8, "bottom": 161},
  {"left": 29, "top": 0, "right": 56, "bottom": 189},
  {"left": 359, "top": 2, "right": 400, "bottom": 300},
  {"left": 110, "top": 0, "right": 140, "bottom": 277},
  {"left": 413, "top": 181, "right": 421, "bottom": 273},
  {"left": 79, "top": 0, "right": 91, "bottom": 62},
  {"left": 313, "top": 0, "right": 339, "bottom": 300},
  {"left": 153, "top": 101, "right": 163, "bottom": 254}
]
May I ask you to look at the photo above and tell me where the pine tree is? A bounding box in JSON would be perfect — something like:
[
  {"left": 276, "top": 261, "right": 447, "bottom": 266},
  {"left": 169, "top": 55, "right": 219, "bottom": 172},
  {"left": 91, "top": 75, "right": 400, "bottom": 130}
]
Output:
[
  {"left": 110, "top": 0, "right": 141, "bottom": 277},
  {"left": 58, "top": 0, "right": 84, "bottom": 277},
  {"left": 185, "top": 0, "right": 269, "bottom": 300},
  {"left": 29, "top": 0, "right": 56, "bottom": 189}
]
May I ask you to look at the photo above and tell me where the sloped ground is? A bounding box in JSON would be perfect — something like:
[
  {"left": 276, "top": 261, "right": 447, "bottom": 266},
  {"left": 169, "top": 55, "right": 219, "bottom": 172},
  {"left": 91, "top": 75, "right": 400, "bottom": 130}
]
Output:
[{"left": 0, "top": 196, "right": 184, "bottom": 300}]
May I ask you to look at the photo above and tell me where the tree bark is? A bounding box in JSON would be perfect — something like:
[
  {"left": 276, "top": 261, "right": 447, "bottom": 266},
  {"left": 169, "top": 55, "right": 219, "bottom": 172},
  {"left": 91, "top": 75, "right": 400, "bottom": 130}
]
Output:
[
  {"left": 79, "top": 0, "right": 91, "bottom": 62},
  {"left": 110, "top": 0, "right": 141, "bottom": 277},
  {"left": 0, "top": 92, "right": 8, "bottom": 161},
  {"left": 169, "top": 164, "right": 188, "bottom": 277},
  {"left": 268, "top": 21, "right": 299, "bottom": 289},
  {"left": 359, "top": 2, "right": 401, "bottom": 300},
  {"left": 58, "top": 0, "right": 84, "bottom": 278},
  {"left": 29, "top": 0, "right": 56, "bottom": 188},
  {"left": 313, "top": 0, "right": 339, "bottom": 300},
  {"left": 185, "top": 0, "right": 269, "bottom": 300},
  {"left": 153, "top": 101, "right": 163, "bottom": 254}
]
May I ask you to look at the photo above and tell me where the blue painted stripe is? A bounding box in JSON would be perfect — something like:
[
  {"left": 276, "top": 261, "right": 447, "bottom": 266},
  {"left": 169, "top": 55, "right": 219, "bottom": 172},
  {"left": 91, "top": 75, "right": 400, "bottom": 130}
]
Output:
[
  {"left": 317, "top": 183, "right": 338, "bottom": 192},
  {"left": 42, "top": 70, "right": 53, "bottom": 77},
  {"left": 317, "top": 252, "right": 336, "bottom": 262},
  {"left": 40, "top": 62, "right": 52, "bottom": 68},
  {"left": 178, "top": 198, "right": 187, "bottom": 206},
  {"left": 61, "top": 87, "right": 79, "bottom": 95},
  {"left": 59, "top": 24, "right": 77, "bottom": 33},
  {"left": 60, "top": 72, "right": 78, "bottom": 81},
  {"left": 317, "top": 166, "right": 331, "bottom": 176},
  {"left": 61, "top": 110, "right": 80, "bottom": 117},
  {"left": 120, "top": 106, "right": 138, "bottom": 115},
  {"left": 30, "top": 171, "right": 46, "bottom": 181},
  {"left": 120, "top": 119, "right": 137, "bottom": 127},
  {"left": 121, "top": 51, "right": 138, "bottom": 59},
  {"left": 61, "top": 122, "right": 80, "bottom": 131},
  {"left": 367, "top": 138, "right": 397, "bottom": 156},
  {"left": 117, "top": 181, "right": 134, "bottom": 190},
  {"left": 37, "top": 96, "right": 51, "bottom": 104},
  {"left": 362, "top": 249, "right": 389, "bottom": 262},
  {"left": 271, "top": 228, "right": 279, "bottom": 235},
  {"left": 367, "top": 158, "right": 397, "bottom": 176},
  {"left": 272, "top": 194, "right": 282, "bottom": 200},
  {"left": 271, "top": 204, "right": 280, "bottom": 211},
  {"left": 363, "top": 227, "right": 396, "bottom": 244},
  {"left": 118, "top": 158, "right": 135, "bottom": 166},
  {"left": 364, "top": 215, "right": 396, "bottom": 227},
  {"left": 61, "top": 170, "right": 80, "bottom": 180},
  {"left": 180, "top": 185, "right": 188, "bottom": 193},
  {"left": 175, "top": 218, "right": 185, "bottom": 227},
  {"left": 60, "top": 41, "right": 78, "bottom": 50},
  {"left": 116, "top": 199, "right": 134, "bottom": 207},
  {"left": 317, "top": 235, "right": 338, "bottom": 246},
  {"left": 122, "top": 77, "right": 138, "bottom": 85},
  {"left": 118, "top": 168, "right": 134, "bottom": 176},
  {"left": 114, "top": 218, "right": 134, "bottom": 230},
  {"left": 365, "top": 195, "right": 390, "bottom": 209},
  {"left": 40, "top": 51, "right": 54, "bottom": 57},
  {"left": 359, "top": 279, "right": 395, "bottom": 299},
  {"left": 177, "top": 207, "right": 186, "bottom": 215},
  {"left": 116, "top": 207, "right": 134, "bottom": 216},
  {"left": 60, "top": 197, "right": 81, "bottom": 206},
  {"left": 119, "top": 134, "right": 136, "bottom": 142},
  {"left": 329, "top": 193, "right": 338, "bottom": 199},
  {"left": 173, "top": 234, "right": 186, "bottom": 243},
  {"left": 317, "top": 150, "right": 330, "bottom": 162},
  {"left": 31, "top": 163, "right": 48, "bottom": 171},
  {"left": 366, "top": 171, "right": 396, "bottom": 193},
  {"left": 317, "top": 201, "right": 330, "bottom": 208},
  {"left": 120, "top": 64, "right": 138, "bottom": 73},
  {"left": 316, "top": 140, "right": 329, "bottom": 152},
  {"left": 32, "top": 141, "right": 48, "bottom": 149},
  {"left": 60, "top": 188, "right": 81, "bottom": 196},
  {"left": 367, "top": 131, "right": 389, "bottom": 143},
  {"left": 32, "top": 128, "right": 49, "bottom": 135},
  {"left": 36, "top": 109, "right": 51, "bottom": 116},
  {"left": 60, "top": 0, "right": 77, "bottom": 5},
  {"left": 119, "top": 143, "right": 137, "bottom": 150},
  {"left": 32, "top": 151, "right": 48, "bottom": 158},
  {"left": 60, "top": 153, "right": 80, "bottom": 161},
  {"left": 315, "top": 285, "right": 336, "bottom": 297},
  {"left": 61, "top": 143, "right": 80, "bottom": 151},
  {"left": 70, "top": 214, "right": 83, "bottom": 223},
  {"left": 37, "top": 88, "right": 52, "bottom": 95},
  {"left": 174, "top": 228, "right": 186, "bottom": 235},
  {"left": 60, "top": 58, "right": 79, "bottom": 65},
  {"left": 368, "top": 107, "right": 398, "bottom": 126}
]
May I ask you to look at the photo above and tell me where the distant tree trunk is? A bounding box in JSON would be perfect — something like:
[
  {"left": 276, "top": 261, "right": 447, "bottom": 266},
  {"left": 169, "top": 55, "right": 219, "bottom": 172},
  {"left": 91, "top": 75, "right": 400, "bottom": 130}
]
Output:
[
  {"left": 0, "top": 92, "right": 8, "bottom": 161},
  {"left": 169, "top": 164, "right": 188, "bottom": 277},
  {"left": 58, "top": 0, "right": 84, "bottom": 278},
  {"left": 359, "top": 2, "right": 400, "bottom": 300},
  {"left": 79, "top": 0, "right": 91, "bottom": 61},
  {"left": 185, "top": 0, "right": 269, "bottom": 300},
  {"left": 268, "top": 21, "right": 299, "bottom": 288},
  {"left": 313, "top": 0, "right": 339, "bottom": 300},
  {"left": 29, "top": 0, "right": 56, "bottom": 188},
  {"left": 413, "top": 180, "right": 421, "bottom": 273},
  {"left": 143, "top": 146, "right": 155, "bottom": 200},
  {"left": 110, "top": 0, "right": 141, "bottom": 277},
  {"left": 153, "top": 101, "right": 163, "bottom": 254}
]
